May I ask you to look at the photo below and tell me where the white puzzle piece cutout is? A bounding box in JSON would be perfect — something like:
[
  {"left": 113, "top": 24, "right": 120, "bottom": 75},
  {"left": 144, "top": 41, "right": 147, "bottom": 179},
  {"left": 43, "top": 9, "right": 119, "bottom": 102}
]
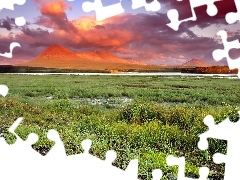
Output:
[
  {"left": 226, "top": 0, "right": 240, "bottom": 24},
  {"left": 167, "top": 0, "right": 222, "bottom": 31},
  {"left": 0, "top": 1, "right": 26, "bottom": 58},
  {"left": 166, "top": 155, "right": 209, "bottom": 180},
  {"left": 0, "top": 85, "right": 9, "bottom": 97},
  {"left": 15, "top": 16, "right": 26, "bottom": 26},
  {"left": 198, "top": 114, "right": 240, "bottom": 180},
  {"left": 131, "top": 0, "right": 161, "bottom": 12},
  {"left": 0, "top": 42, "right": 21, "bottom": 58},
  {"left": 0, "top": 117, "right": 140, "bottom": 180},
  {"left": 0, "top": 0, "right": 26, "bottom": 11},
  {"left": 212, "top": 30, "right": 240, "bottom": 78},
  {"left": 82, "top": 0, "right": 124, "bottom": 21},
  {"left": 152, "top": 169, "right": 163, "bottom": 180}
]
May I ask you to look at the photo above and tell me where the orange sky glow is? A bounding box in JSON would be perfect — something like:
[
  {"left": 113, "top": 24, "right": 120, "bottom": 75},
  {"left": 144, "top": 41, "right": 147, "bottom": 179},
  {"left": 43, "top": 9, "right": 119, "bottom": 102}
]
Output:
[{"left": 0, "top": 0, "right": 239, "bottom": 65}]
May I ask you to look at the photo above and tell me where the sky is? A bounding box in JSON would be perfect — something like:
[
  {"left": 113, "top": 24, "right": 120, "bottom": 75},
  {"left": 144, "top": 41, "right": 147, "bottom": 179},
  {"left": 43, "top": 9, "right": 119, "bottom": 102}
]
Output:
[{"left": 0, "top": 0, "right": 239, "bottom": 66}]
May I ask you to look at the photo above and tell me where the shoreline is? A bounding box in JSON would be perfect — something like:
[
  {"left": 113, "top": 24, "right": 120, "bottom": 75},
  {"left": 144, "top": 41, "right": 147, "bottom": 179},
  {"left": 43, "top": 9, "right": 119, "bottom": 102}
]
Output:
[{"left": 0, "top": 72, "right": 238, "bottom": 77}]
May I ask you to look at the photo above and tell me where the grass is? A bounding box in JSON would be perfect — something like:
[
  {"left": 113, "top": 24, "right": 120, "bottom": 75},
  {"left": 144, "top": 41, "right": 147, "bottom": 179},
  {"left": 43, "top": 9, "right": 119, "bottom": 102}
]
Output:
[{"left": 0, "top": 74, "right": 240, "bottom": 179}]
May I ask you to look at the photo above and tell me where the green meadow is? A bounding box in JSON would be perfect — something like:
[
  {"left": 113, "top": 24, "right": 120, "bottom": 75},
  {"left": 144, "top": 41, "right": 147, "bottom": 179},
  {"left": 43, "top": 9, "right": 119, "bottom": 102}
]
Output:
[{"left": 0, "top": 74, "right": 240, "bottom": 179}]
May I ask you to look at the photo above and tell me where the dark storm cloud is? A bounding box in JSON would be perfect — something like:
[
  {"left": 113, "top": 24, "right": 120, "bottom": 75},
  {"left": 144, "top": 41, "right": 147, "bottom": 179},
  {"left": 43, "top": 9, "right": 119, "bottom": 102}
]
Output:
[{"left": 0, "top": 17, "right": 15, "bottom": 31}]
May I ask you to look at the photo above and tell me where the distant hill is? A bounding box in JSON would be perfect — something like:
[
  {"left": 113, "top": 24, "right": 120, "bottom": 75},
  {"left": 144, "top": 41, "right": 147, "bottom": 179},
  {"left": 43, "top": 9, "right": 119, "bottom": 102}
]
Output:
[
  {"left": 182, "top": 58, "right": 212, "bottom": 67},
  {"left": 18, "top": 45, "right": 148, "bottom": 70},
  {"left": 76, "top": 50, "right": 146, "bottom": 65},
  {"left": 19, "top": 45, "right": 81, "bottom": 69}
]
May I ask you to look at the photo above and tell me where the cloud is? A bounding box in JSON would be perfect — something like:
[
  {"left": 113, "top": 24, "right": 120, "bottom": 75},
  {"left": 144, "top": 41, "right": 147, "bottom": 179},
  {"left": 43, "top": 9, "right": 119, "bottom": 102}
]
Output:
[
  {"left": 35, "top": 0, "right": 76, "bottom": 32},
  {"left": 0, "top": 17, "right": 16, "bottom": 31},
  {"left": 179, "top": 55, "right": 184, "bottom": 59},
  {"left": 1, "top": 0, "right": 238, "bottom": 65}
]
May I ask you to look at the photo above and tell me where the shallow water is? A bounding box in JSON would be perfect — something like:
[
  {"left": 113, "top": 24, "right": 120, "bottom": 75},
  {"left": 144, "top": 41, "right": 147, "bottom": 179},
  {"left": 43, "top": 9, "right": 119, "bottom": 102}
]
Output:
[
  {"left": 69, "top": 97, "right": 133, "bottom": 106},
  {"left": 1, "top": 72, "right": 238, "bottom": 78}
]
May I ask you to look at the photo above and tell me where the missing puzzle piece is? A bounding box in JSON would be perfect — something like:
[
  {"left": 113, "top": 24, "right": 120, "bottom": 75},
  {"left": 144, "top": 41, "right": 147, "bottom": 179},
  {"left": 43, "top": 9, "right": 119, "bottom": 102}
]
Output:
[
  {"left": 0, "top": 117, "right": 140, "bottom": 180},
  {"left": 212, "top": 30, "right": 240, "bottom": 77},
  {"left": 166, "top": 155, "right": 209, "bottom": 180},
  {"left": 226, "top": 0, "right": 240, "bottom": 24},
  {"left": 131, "top": 0, "right": 161, "bottom": 12},
  {"left": 0, "top": 1, "right": 26, "bottom": 59},
  {"left": 0, "top": 42, "right": 21, "bottom": 58},
  {"left": 0, "top": 0, "right": 26, "bottom": 11},
  {"left": 0, "top": 85, "right": 9, "bottom": 97},
  {"left": 167, "top": 0, "right": 221, "bottom": 31},
  {"left": 198, "top": 113, "right": 240, "bottom": 180},
  {"left": 82, "top": 0, "right": 124, "bottom": 21}
]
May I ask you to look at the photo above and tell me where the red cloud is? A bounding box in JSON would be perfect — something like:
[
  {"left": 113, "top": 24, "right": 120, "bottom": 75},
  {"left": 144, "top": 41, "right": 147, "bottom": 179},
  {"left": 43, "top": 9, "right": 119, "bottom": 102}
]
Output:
[
  {"left": 40, "top": 1, "right": 72, "bottom": 16},
  {"left": 34, "top": 0, "right": 74, "bottom": 31},
  {"left": 1, "top": 0, "right": 238, "bottom": 66}
]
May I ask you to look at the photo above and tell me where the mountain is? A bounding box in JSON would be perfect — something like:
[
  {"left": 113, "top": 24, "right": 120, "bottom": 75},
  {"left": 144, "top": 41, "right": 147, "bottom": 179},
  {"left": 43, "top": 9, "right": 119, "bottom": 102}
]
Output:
[
  {"left": 19, "top": 45, "right": 147, "bottom": 70},
  {"left": 76, "top": 51, "right": 146, "bottom": 65},
  {"left": 181, "top": 58, "right": 212, "bottom": 67},
  {"left": 21, "top": 45, "right": 81, "bottom": 69}
]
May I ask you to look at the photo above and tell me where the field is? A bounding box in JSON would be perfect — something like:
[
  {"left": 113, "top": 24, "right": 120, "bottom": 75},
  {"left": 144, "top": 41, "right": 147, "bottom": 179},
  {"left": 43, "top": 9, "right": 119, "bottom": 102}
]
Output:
[{"left": 0, "top": 74, "right": 240, "bottom": 179}]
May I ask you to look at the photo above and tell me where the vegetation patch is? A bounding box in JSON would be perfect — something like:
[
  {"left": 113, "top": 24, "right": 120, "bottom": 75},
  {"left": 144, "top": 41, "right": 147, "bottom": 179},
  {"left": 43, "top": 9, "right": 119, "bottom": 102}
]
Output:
[{"left": 0, "top": 75, "right": 239, "bottom": 179}]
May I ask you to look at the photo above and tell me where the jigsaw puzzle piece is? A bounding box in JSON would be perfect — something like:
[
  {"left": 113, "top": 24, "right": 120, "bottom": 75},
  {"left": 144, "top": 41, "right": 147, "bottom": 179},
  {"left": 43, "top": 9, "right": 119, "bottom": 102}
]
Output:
[
  {"left": 100, "top": 0, "right": 120, "bottom": 6},
  {"left": 167, "top": 0, "right": 221, "bottom": 31},
  {"left": 45, "top": 129, "right": 66, "bottom": 157},
  {"left": 212, "top": 30, "right": 240, "bottom": 77},
  {"left": 65, "top": 139, "right": 139, "bottom": 180},
  {"left": 168, "top": 0, "right": 192, "bottom": 21},
  {"left": 131, "top": 0, "right": 161, "bottom": 12},
  {"left": 0, "top": 42, "right": 21, "bottom": 58},
  {"left": 0, "top": 85, "right": 9, "bottom": 97},
  {"left": 7, "top": 117, "right": 41, "bottom": 157},
  {"left": 191, "top": 0, "right": 221, "bottom": 16},
  {"left": 82, "top": 0, "right": 124, "bottom": 21},
  {"left": 226, "top": 0, "right": 240, "bottom": 24},
  {"left": 167, "top": 155, "right": 209, "bottom": 180},
  {"left": 212, "top": 152, "right": 239, "bottom": 180},
  {"left": 152, "top": 169, "right": 163, "bottom": 180},
  {"left": 43, "top": 130, "right": 68, "bottom": 180},
  {"left": 15, "top": 16, "right": 26, "bottom": 26},
  {"left": 0, "top": 118, "right": 42, "bottom": 180},
  {"left": 198, "top": 113, "right": 240, "bottom": 180},
  {"left": 0, "top": 1, "right": 26, "bottom": 27},
  {"left": 0, "top": 0, "right": 26, "bottom": 11},
  {"left": 0, "top": 136, "right": 9, "bottom": 158},
  {"left": 0, "top": 0, "right": 26, "bottom": 60}
]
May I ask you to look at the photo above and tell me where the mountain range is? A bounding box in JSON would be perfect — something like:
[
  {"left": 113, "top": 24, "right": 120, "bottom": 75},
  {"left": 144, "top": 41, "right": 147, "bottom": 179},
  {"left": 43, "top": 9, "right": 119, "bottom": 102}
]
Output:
[
  {"left": 18, "top": 45, "right": 213, "bottom": 70},
  {"left": 19, "top": 45, "right": 148, "bottom": 70},
  {"left": 181, "top": 58, "right": 212, "bottom": 67}
]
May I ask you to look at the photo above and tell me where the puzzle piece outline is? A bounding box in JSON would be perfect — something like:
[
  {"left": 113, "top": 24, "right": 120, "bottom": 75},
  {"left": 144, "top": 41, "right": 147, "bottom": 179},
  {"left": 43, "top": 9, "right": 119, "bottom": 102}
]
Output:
[
  {"left": 0, "top": 1, "right": 26, "bottom": 59},
  {"left": 82, "top": 0, "right": 125, "bottom": 21},
  {"left": 198, "top": 113, "right": 240, "bottom": 180},
  {"left": 0, "top": 117, "right": 140, "bottom": 180},
  {"left": 212, "top": 30, "right": 240, "bottom": 78},
  {"left": 131, "top": 0, "right": 161, "bottom": 12},
  {"left": 0, "top": 85, "right": 9, "bottom": 97},
  {"left": 167, "top": 0, "right": 222, "bottom": 31},
  {"left": 166, "top": 155, "right": 209, "bottom": 180},
  {"left": 0, "top": 42, "right": 21, "bottom": 58},
  {"left": 0, "top": 0, "right": 26, "bottom": 11},
  {"left": 225, "top": 0, "right": 240, "bottom": 24}
]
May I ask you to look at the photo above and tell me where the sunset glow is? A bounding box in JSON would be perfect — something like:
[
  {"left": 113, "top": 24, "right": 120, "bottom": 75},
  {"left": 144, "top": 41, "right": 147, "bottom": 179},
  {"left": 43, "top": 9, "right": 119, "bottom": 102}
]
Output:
[{"left": 0, "top": 0, "right": 239, "bottom": 65}]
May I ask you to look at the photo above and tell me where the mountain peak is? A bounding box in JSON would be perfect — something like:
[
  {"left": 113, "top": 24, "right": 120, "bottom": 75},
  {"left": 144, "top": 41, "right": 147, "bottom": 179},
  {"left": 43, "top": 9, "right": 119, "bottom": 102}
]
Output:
[
  {"left": 19, "top": 45, "right": 81, "bottom": 68},
  {"left": 40, "top": 45, "right": 75, "bottom": 55},
  {"left": 33, "top": 44, "right": 80, "bottom": 61},
  {"left": 182, "top": 58, "right": 212, "bottom": 67},
  {"left": 19, "top": 45, "right": 147, "bottom": 70}
]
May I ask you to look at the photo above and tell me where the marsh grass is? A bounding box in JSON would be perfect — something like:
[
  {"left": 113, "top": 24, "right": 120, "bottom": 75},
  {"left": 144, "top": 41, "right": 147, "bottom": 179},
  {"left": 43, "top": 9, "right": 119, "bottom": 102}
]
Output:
[{"left": 0, "top": 75, "right": 240, "bottom": 179}]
